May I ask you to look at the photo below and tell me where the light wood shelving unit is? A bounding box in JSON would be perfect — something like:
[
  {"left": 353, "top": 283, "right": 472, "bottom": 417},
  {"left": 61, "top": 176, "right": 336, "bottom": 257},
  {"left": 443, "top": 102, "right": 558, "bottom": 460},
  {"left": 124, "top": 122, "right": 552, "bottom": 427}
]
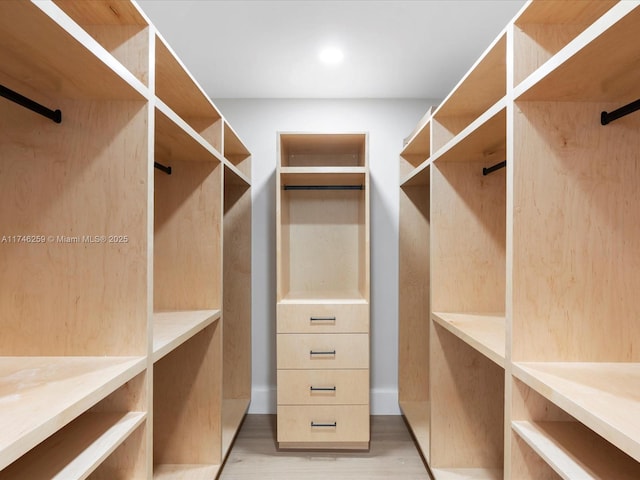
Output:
[
  {"left": 398, "top": 1, "right": 640, "bottom": 478},
  {"left": 0, "top": 1, "right": 251, "bottom": 478},
  {"left": 276, "top": 132, "right": 370, "bottom": 450}
]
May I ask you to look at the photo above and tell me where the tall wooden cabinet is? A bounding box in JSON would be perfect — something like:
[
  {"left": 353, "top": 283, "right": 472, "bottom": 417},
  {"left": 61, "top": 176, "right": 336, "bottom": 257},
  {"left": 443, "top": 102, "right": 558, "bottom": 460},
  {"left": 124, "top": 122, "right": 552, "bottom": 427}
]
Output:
[
  {"left": 0, "top": 1, "right": 251, "bottom": 478},
  {"left": 276, "top": 133, "right": 370, "bottom": 450},
  {"left": 399, "top": 1, "right": 640, "bottom": 478}
]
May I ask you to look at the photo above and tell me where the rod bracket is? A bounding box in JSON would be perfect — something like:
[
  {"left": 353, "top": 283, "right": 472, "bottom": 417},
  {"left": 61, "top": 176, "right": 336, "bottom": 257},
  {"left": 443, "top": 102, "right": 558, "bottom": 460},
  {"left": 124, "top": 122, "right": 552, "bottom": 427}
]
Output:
[
  {"left": 482, "top": 160, "right": 506, "bottom": 176},
  {"left": 601, "top": 98, "right": 640, "bottom": 125},
  {"left": 154, "top": 162, "right": 172, "bottom": 175}
]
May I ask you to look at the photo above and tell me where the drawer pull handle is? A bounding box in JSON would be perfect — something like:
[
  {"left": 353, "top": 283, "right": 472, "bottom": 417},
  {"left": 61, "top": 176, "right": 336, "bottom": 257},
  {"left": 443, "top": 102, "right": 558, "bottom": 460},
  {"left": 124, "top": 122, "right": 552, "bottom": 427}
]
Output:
[
  {"left": 310, "top": 350, "right": 336, "bottom": 356},
  {"left": 311, "top": 421, "right": 337, "bottom": 428},
  {"left": 310, "top": 386, "right": 337, "bottom": 392},
  {"left": 310, "top": 316, "right": 336, "bottom": 322}
]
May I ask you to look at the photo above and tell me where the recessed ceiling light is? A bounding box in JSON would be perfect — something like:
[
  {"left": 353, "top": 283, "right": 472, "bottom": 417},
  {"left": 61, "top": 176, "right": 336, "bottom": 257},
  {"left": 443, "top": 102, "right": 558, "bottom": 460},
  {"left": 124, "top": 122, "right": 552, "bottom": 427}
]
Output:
[{"left": 319, "top": 46, "right": 344, "bottom": 65}]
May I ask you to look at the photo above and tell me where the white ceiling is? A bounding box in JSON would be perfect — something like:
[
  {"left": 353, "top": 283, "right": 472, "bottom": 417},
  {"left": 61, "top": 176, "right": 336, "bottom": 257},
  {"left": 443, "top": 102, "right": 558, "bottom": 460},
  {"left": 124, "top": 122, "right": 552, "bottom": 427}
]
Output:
[{"left": 136, "top": 0, "right": 526, "bottom": 100}]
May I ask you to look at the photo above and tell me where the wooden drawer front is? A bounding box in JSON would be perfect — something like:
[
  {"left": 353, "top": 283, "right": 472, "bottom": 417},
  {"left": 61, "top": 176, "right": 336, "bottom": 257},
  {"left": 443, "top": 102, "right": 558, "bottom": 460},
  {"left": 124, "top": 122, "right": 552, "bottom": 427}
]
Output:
[
  {"left": 278, "top": 369, "right": 369, "bottom": 405},
  {"left": 277, "top": 334, "right": 369, "bottom": 370},
  {"left": 277, "top": 405, "right": 369, "bottom": 444},
  {"left": 277, "top": 303, "right": 369, "bottom": 333}
]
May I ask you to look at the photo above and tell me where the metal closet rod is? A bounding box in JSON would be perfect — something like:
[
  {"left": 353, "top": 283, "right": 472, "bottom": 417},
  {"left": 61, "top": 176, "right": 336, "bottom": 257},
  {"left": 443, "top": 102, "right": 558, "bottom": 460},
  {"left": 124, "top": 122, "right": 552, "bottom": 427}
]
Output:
[
  {"left": 283, "top": 184, "right": 363, "bottom": 190},
  {"left": 0, "top": 84, "right": 62, "bottom": 124},
  {"left": 482, "top": 160, "right": 506, "bottom": 176},
  {"left": 154, "top": 162, "right": 172, "bottom": 175},
  {"left": 601, "top": 98, "right": 640, "bottom": 125}
]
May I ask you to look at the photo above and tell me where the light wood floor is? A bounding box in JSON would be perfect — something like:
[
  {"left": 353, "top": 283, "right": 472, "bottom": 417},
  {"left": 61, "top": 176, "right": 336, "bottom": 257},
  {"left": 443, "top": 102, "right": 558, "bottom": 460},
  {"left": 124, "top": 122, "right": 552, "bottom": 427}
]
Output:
[{"left": 219, "top": 415, "right": 431, "bottom": 479}]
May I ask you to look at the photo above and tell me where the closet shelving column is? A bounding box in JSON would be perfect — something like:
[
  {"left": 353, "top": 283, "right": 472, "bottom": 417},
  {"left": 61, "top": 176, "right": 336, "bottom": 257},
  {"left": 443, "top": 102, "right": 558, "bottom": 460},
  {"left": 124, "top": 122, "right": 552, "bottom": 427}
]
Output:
[
  {"left": 429, "top": 31, "right": 507, "bottom": 479},
  {"left": 509, "top": 2, "right": 640, "bottom": 478},
  {"left": 398, "top": 112, "right": 432, "bottom": 459},
  {"left": 276, "top": 133, "right": 370, "bottom": 450},
  {"left": 222, "top": 147, "right": 252, "bottom": 456},
  {"left": 0, "top": 0, "right": 150, "bottom": 477},
  {"left": 0, "top": 1, "right": 252, "bottom": 477},
  {"left": 153, "top": 30, "right": 251, "bottom": 477}
]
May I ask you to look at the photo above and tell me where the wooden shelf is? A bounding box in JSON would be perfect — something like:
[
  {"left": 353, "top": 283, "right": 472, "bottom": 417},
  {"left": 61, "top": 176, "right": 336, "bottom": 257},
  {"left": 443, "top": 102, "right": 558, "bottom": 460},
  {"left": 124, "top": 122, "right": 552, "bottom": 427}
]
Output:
[
  {"left": 432, "top": 468, "right": 503, "bottom": 480},
  {"left": 280, "top": 167, "right": 366, "bottom": 188},
  {"left": 403, "top": 107, "right": 433, "bottom": 147},
  {"left": 154, "top": 464, "right": 220, "bottom": 480},
  {"left": 0, "top": 412, "right": 145, "bottom": 479},
  {"left": 399, "top": 401, "right": 430, "bottom": 459},
  {"left": 516, "top": 2, "right": 640, "bottom": 102},
  {"left": 0, "top": 0, "right": 145, "bottom": 100},
  {"left": 222, "top": 398, "right": 251, "bottom": 459},
  {"left": 400, "top": 109, "right": 431, "bottom": 179},
  {"left": 432, "top": 312, "right": 505, "bottom": 368},
  {"left": 432, "top": 100, "right": 506, "bottom": 165},
  {"left": 0, "top": 356, "right": 145, "bottom": 470},
  {"left": 152, "top": 310, "right": 222, "bottom": 362},
  {"left": 155, "top": 101, "right": 223, "bottom": 164},
  {"left": 223, "top": 121, "right": 251, "bottom": 179},
  {"left": 400, "top": 161, "right": 430, "bottom": 188},
  {"left": 513, "top": 362, "right": 640, "bottom": 463},
  {"left": 512, "top": 420, "right": 640, "bottom": 480},
  {"left": 224, "top": 162, "right": 251, "bottom": 187}
]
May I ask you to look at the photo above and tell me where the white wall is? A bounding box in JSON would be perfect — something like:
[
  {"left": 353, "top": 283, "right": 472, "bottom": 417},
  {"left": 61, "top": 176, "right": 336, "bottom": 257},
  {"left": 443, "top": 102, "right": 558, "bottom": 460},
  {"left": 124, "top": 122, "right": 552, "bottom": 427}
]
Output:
[{"left": 215, "top": 98, "right": 434, "bottom": 414}]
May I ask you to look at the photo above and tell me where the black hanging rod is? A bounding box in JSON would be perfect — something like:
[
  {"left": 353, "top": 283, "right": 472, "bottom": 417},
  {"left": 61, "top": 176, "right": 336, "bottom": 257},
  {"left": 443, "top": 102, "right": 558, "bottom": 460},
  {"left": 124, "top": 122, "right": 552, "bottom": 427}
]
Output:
[
  {"left": 154, "top": 162, "right": 172, "bottom": 175},
  {"left": 283, "top": 185, "right": 363, "bottom": 191},
  {"left": 601, "top": 98, "right": 640, "bottom": 125},
  {"left": 0, "top": 84, "right": 61, "bottom": 124},
  {"left": 483, "top": 160, "right": 506, "bottom": 176}
]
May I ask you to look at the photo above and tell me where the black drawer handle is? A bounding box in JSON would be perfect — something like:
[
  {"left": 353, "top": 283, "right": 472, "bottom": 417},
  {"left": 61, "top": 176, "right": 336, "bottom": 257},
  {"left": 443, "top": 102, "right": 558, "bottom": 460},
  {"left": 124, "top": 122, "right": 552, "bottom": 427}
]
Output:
[
  {"left": 310, "top": 386, "right": 337, "bottom": 392},
  {"left": 310, "top": 350, "right": 336, "bottom": 356},
  {"left": 311, "top": 421, "right": 337, "bottom": 428},
  {"left": 310, "top": 316, "right": 336, "bottom": 322}
]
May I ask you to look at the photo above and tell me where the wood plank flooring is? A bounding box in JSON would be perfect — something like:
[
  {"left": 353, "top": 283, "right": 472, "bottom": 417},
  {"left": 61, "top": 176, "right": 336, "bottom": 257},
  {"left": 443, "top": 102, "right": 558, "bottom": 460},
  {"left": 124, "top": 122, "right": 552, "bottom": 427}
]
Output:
[{"left": 219, "top": 415, "right": 431, "bottom": 479}]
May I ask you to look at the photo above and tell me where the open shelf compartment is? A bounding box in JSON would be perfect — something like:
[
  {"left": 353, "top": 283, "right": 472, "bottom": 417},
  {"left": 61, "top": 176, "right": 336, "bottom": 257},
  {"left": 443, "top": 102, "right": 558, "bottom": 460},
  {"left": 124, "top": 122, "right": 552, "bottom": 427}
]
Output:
[
  {"left": 223, "top": 165, "right": 252, "bottom": 440},
  {"left": 400, "top": 108, "right": 432, "bottom": 179},
  {"left": 398, "top": 171, "right": 430, "bottom": 460},
  {"left": 513, "top": 362, "right": 640, "bottom": 464},
  {"left": 430, "top": 111, "right": 506, "bottom": 317},
  {"left": 0, "top": 357, "right": 146, "bottom": 471},
  {"left": 153, "top": 127, "right": 222, "bottom": 313},
  {"left": 430, "top": 322, "right": 504, "bottom": 475},
  {"left": 152, "top": 310, "right": 221, "bottom": 362},
  {"left": 431, "top": 32, "right": 506, "bottom": 152},
  {"left": 278, "top": 179, "right": 368, "bottom": 301},
  {"left": 223, "top": 121, "right": 251, "bottom": 180},
  {"left": 0, "top": 0, "right": 145, "bottom": 101},
  {"left": 512, "top": 0, "right": 617, "bottom": 88},
  {"left": 279, "top": 133, "right": 367, "bottom": 168},
  {"left": 510, "top": 374, "right": 640, "bottom": 479},
  {"left": 153, "top": 322, "right": 223, "bottom": 477},
  {"left": 516, "top": 2, "right": 640, "bottom": 102},
  {"left": 52, "top": 0, "right": 150, "bottom": 87},
  {"left": 154, "top": 33, "right": 223, "bottom": 152},
  {"left": 432, "top": 312, "right": 505, "bottom": 368}
]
